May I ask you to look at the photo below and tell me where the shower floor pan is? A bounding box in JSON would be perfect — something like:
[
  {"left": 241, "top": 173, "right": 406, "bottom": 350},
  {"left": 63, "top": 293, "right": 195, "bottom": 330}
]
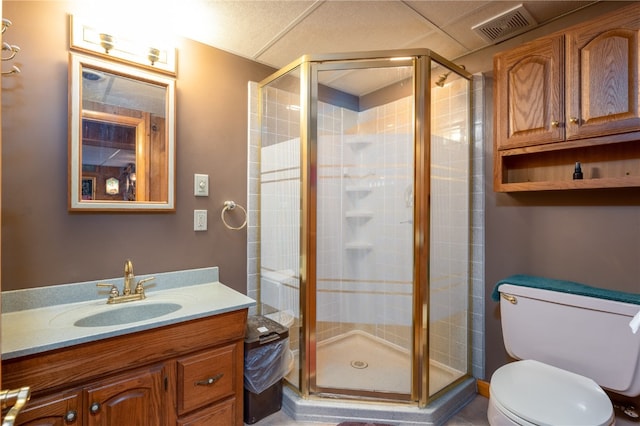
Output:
[{"left": 287, "top": 330, "right": 464, "bottom": 395}]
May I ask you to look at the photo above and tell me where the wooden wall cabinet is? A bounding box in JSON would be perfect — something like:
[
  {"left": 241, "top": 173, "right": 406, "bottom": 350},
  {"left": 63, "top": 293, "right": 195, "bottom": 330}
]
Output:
[
  {"left": 2, "top": 309, "right": 248, "bottom": 426},
  {"left": 494, "top": 3, "right": 640, "bottom": 191}
]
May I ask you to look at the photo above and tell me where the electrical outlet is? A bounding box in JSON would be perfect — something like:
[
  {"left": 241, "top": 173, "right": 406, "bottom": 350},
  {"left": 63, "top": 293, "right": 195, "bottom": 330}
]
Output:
[
  {"left": 194, "top": 174, "right": 209, "bottom": 196},
  {"left": 194, "top": 210, "right": 207, "bottom": 231}
]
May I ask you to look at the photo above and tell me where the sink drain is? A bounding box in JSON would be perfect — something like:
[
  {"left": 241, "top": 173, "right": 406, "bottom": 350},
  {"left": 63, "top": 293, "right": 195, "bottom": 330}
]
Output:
[{"left": 350, "top": 360, "right": 368, "bottom": 369}]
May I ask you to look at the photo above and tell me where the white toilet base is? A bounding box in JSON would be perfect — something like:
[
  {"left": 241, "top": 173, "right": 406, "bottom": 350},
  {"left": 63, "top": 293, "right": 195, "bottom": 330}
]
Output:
[
  {"left": 488, "top": 391, "right": 616, "bottom": 426},
  {"left": 487, "top": 395, "right": 536, "bottom": 426}
]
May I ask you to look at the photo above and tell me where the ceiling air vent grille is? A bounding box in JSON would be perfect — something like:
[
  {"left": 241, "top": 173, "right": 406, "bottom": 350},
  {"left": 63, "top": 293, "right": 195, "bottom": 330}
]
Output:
[{"left": 472, "top": 4, "right": 537, "bottom": 44}]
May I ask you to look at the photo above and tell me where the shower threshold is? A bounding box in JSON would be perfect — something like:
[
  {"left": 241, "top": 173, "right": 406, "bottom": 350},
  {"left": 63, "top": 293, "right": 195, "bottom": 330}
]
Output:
[
  {"left": 282, "top": 376, "right": 477, "bottom": 425},
  {"left": 288, "top": 330, "right": 464, "bottom": 395}
]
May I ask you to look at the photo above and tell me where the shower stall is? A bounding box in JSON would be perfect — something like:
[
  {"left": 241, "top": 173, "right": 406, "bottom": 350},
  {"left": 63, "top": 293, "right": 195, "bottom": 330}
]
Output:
[{"left": 254, "top": 49, "right": 472, "bottom": 410}]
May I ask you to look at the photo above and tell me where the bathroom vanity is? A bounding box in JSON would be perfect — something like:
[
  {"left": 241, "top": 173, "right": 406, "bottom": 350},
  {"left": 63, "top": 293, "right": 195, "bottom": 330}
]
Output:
[{"left": 1, "top": 268, "right": 255, "bottom": 426}]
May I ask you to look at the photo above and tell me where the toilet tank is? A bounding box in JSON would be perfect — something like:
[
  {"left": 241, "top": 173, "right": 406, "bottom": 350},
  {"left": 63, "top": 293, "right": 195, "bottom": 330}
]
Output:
[{"left": 498, "top": 282, "right": 640, "bottom": 396}]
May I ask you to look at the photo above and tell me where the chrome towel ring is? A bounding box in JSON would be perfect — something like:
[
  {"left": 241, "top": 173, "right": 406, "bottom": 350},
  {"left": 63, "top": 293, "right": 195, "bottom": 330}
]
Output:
[{"left": 221, "top": 200, "right": 247, "bottom": 230}]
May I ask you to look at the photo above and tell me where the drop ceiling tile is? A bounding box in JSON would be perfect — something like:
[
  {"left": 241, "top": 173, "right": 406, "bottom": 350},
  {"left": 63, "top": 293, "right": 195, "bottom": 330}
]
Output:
[
  {"left": 257, "top": 0, "right": 441, "bottom": 68},
  {"left": 521, "top": 1, "right": 595, "bottom": 23},
  {"left": 167, "top": 0, "right": 619, "bottom": 72},
  {"left": 173, "top": 0, "right": 317, "bottom": 60},
  {"left": 404, "top": 0, "right": 492, "bottom": 27},
  {"left": 441, "top": 1, "right": 596, "bottom": 51}
]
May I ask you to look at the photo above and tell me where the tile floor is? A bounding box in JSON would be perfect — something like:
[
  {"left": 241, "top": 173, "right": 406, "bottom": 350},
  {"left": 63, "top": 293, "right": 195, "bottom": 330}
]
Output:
[{"left": 247, "top": 394, "right": 490, "bottom": 426}]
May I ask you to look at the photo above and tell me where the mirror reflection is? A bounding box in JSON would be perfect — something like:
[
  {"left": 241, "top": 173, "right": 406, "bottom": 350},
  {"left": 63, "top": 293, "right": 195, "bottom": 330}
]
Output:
[{"left": 69, "top": 53, "right": 175, "bottom": 211}]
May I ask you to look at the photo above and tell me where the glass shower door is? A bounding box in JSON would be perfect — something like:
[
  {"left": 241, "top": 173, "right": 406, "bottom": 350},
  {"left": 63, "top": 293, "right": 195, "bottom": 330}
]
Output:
[
  {"left": 259, "top": 65, "right": 303, "bottom": 391},
  {"left": 428, "top": 61, "right": 471, "bottom": 397},
  {"left": 311, "top": 60, "right": 415, "bottom": 399}
]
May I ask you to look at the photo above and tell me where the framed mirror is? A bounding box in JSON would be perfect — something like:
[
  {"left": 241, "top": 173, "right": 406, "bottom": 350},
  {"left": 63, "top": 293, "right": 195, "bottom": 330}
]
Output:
[{"left": 69, "top": 53, "right": 175, "bottom": 211}]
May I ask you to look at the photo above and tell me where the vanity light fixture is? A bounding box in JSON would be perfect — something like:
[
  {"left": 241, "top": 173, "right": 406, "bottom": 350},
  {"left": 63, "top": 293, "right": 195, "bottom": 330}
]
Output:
[
  {"left": 70, "top": 15, "right": 177, "bottom": 76},
  {"left": 148, "top": 47, "right": 160, "bottom": 66},
  {"left": 99, "top": 33, "right": 114, "bottom": 53}
]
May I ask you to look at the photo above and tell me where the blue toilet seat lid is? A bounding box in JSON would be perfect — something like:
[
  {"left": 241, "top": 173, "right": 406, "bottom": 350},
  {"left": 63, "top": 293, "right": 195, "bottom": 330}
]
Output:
[{"left": 490, "top": 360, "right": 614, "bottom": 426}]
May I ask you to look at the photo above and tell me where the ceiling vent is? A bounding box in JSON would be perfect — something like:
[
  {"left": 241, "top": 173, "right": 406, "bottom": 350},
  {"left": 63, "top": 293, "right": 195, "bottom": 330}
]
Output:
[{"left": 472, "top": 4, "right": 537, "bottom": 44}]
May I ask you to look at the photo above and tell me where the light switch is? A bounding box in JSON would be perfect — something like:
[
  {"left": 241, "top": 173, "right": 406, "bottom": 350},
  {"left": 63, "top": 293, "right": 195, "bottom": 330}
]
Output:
[
  {"left": 194, "top": 174, "right": 209, "bottom": 196},
  {"left": 194, "top": 210, "right": 207, "bottom": 231}
]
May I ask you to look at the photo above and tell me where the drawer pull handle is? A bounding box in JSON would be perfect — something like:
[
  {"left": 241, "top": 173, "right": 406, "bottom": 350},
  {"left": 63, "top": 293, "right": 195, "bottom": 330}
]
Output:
[
  {"left": 196, "top": 373, "right": 223, "bottom": 386},
  {"left": 89, "top": 402, "right": 100, "bottom": 414}
]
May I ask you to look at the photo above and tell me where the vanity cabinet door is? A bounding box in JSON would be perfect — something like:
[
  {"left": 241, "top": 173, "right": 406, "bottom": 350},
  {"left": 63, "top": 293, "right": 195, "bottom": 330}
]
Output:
[
  {"left": 12, "top": 390, "right": 81, "bottom": 426},
  {"left": 84, "top": 363, "right": 166, "bottom": 426},
  {"left": 494, "top": 35, "right": 564, "bottom": 150},
  {"left": 565, "top": 12, "right": 640, "bottom": 140}
]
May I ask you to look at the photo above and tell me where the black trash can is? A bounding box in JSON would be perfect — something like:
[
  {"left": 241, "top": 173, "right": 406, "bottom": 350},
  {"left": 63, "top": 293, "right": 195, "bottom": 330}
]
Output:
[{"left": 243, "top": 315, "right": 289, "bottom": 424}]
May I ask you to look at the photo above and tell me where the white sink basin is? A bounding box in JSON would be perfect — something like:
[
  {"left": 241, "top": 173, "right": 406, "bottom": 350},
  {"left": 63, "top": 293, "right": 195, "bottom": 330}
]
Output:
[
  {"left": 73, "top": 302, "right": 182, "bottom": 327},
  {"left": 48, "top": 293, "right": 198, "bottom": 329}
]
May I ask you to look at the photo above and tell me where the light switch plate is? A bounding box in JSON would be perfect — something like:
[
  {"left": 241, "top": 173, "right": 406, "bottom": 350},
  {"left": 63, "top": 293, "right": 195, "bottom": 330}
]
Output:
[
  {"left": 194, "top": 174, "right": 209, "bottom": 196},
  {"left": 194, "top": 210, "right": 207, "bottom": 231}
]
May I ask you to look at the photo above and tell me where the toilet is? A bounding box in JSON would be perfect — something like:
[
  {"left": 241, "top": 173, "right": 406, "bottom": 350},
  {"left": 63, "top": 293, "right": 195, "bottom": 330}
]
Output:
[{"left": 489, "top": 276, "right": 640, "bottom": 426}]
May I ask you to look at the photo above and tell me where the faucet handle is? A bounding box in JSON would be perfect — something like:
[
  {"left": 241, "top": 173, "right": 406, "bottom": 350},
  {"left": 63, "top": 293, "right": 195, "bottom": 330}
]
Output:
[
  {"left": 134, "top": 277, "right": 155, "bottom": 296},
  {"left": 97, "top": 283, "right": 119, "bottom": 300}
]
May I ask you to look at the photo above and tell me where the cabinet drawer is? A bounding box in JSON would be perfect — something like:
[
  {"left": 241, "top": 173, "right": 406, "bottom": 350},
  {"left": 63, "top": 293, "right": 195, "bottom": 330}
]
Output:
[
  {"left": 176, "top": 398, "right": 236, "bottom": 426},
  {"left": 177, "top": 343, "right": 240, "bottom": 415}
]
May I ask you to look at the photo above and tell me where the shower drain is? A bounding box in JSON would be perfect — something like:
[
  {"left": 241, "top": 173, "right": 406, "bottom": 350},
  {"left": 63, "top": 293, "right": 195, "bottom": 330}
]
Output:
[{"left": 350, "top": 360, "right": 368, "bottom": 369}]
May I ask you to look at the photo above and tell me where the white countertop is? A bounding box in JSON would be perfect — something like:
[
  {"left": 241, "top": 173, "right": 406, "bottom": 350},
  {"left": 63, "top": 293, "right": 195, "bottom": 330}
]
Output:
[{"left": 2, "top": 281, "right": 256, "bottom": 360}]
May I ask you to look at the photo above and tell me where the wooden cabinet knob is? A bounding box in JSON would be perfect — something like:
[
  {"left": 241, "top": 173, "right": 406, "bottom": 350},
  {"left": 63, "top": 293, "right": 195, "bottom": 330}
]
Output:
[
  {"left": 569, "top": 117, "right": 579, "bottom": 124},
  {"left": 89, "top": 402, "right": 100, "bottom": 414},
  {"left": 65, "top": 410, "right": 78, "bottom": 423},
  {"left": 551, "top": 120, "right": 559, "bottom": 127}
]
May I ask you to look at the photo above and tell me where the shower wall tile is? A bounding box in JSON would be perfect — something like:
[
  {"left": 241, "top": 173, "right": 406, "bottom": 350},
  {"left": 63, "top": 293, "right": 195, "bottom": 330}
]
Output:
[{"left": 470, "top": 74, "right": 486, "bottom": 381}]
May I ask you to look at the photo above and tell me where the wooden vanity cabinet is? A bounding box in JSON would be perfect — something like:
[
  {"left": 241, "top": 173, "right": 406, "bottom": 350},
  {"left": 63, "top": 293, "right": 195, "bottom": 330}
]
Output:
[
  {"left": 494, "top": 3, "right": 640, "bottom": 191},
  {"left": 7, "top": 389, "right": 82, "bottom": 426},
  {"left": 2, "top": 309, "right": 248, "bottom": 426}
]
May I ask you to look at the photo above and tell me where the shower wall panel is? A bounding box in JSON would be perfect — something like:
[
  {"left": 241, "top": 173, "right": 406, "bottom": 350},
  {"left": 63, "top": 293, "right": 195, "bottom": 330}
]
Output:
[
  {"left": 429, "top": 76, "right": 470, "bottom": 376},
  {"left": 316, "top": 95, "right": 414, "bottom": 352}
]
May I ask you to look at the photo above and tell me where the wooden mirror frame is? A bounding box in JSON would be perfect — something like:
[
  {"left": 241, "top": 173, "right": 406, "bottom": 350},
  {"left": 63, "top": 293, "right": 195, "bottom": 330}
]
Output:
[{"left": 68, "top": 53, "right": 176, "bottom": 211}]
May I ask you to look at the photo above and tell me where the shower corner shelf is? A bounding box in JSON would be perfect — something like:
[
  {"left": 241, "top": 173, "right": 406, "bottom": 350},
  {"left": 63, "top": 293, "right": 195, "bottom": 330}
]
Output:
[
  {"left": 345, "top": 242, "right": 373, "bottom": 251},
  {"left": 345, "top": 210, "right": 374, "bottom": 219},
  {"left": 345, "top": 185, "right": 372, "bottom": 195},
  {"left": 345, "top": 138, "right": 372, "bottom": 150}
]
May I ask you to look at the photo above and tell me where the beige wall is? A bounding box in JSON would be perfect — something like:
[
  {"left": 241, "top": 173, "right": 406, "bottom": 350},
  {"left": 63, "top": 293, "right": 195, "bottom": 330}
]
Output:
[
  {"left": 1, "top": 1, "right": 275, "bottom": 292},
  {"left": 455, "top": 1, "right": 640, "bottom": 380}
]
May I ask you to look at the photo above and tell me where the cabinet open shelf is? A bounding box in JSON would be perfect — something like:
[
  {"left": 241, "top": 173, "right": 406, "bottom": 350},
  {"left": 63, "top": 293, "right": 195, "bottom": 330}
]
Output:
[{"left": 495, "top": 135, "right": 640, "bottom": 192}]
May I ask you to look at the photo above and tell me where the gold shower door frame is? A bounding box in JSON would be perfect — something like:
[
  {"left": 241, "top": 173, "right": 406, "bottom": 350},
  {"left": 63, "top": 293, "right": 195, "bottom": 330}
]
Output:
[{"left": 259, "top": 50, "right": 472, "bottom": 408}]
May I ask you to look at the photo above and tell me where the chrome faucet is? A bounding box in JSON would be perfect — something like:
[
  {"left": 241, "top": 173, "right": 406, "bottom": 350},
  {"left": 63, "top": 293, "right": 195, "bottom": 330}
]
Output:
[{"left": 97, "top": 259, "right": 155, "bottom": 304}]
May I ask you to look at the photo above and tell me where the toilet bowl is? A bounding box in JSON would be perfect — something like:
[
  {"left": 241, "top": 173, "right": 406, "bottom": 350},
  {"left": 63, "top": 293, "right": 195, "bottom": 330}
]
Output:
[{"left": 488, "top": 360, "right": 615, "bottom": 426}]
